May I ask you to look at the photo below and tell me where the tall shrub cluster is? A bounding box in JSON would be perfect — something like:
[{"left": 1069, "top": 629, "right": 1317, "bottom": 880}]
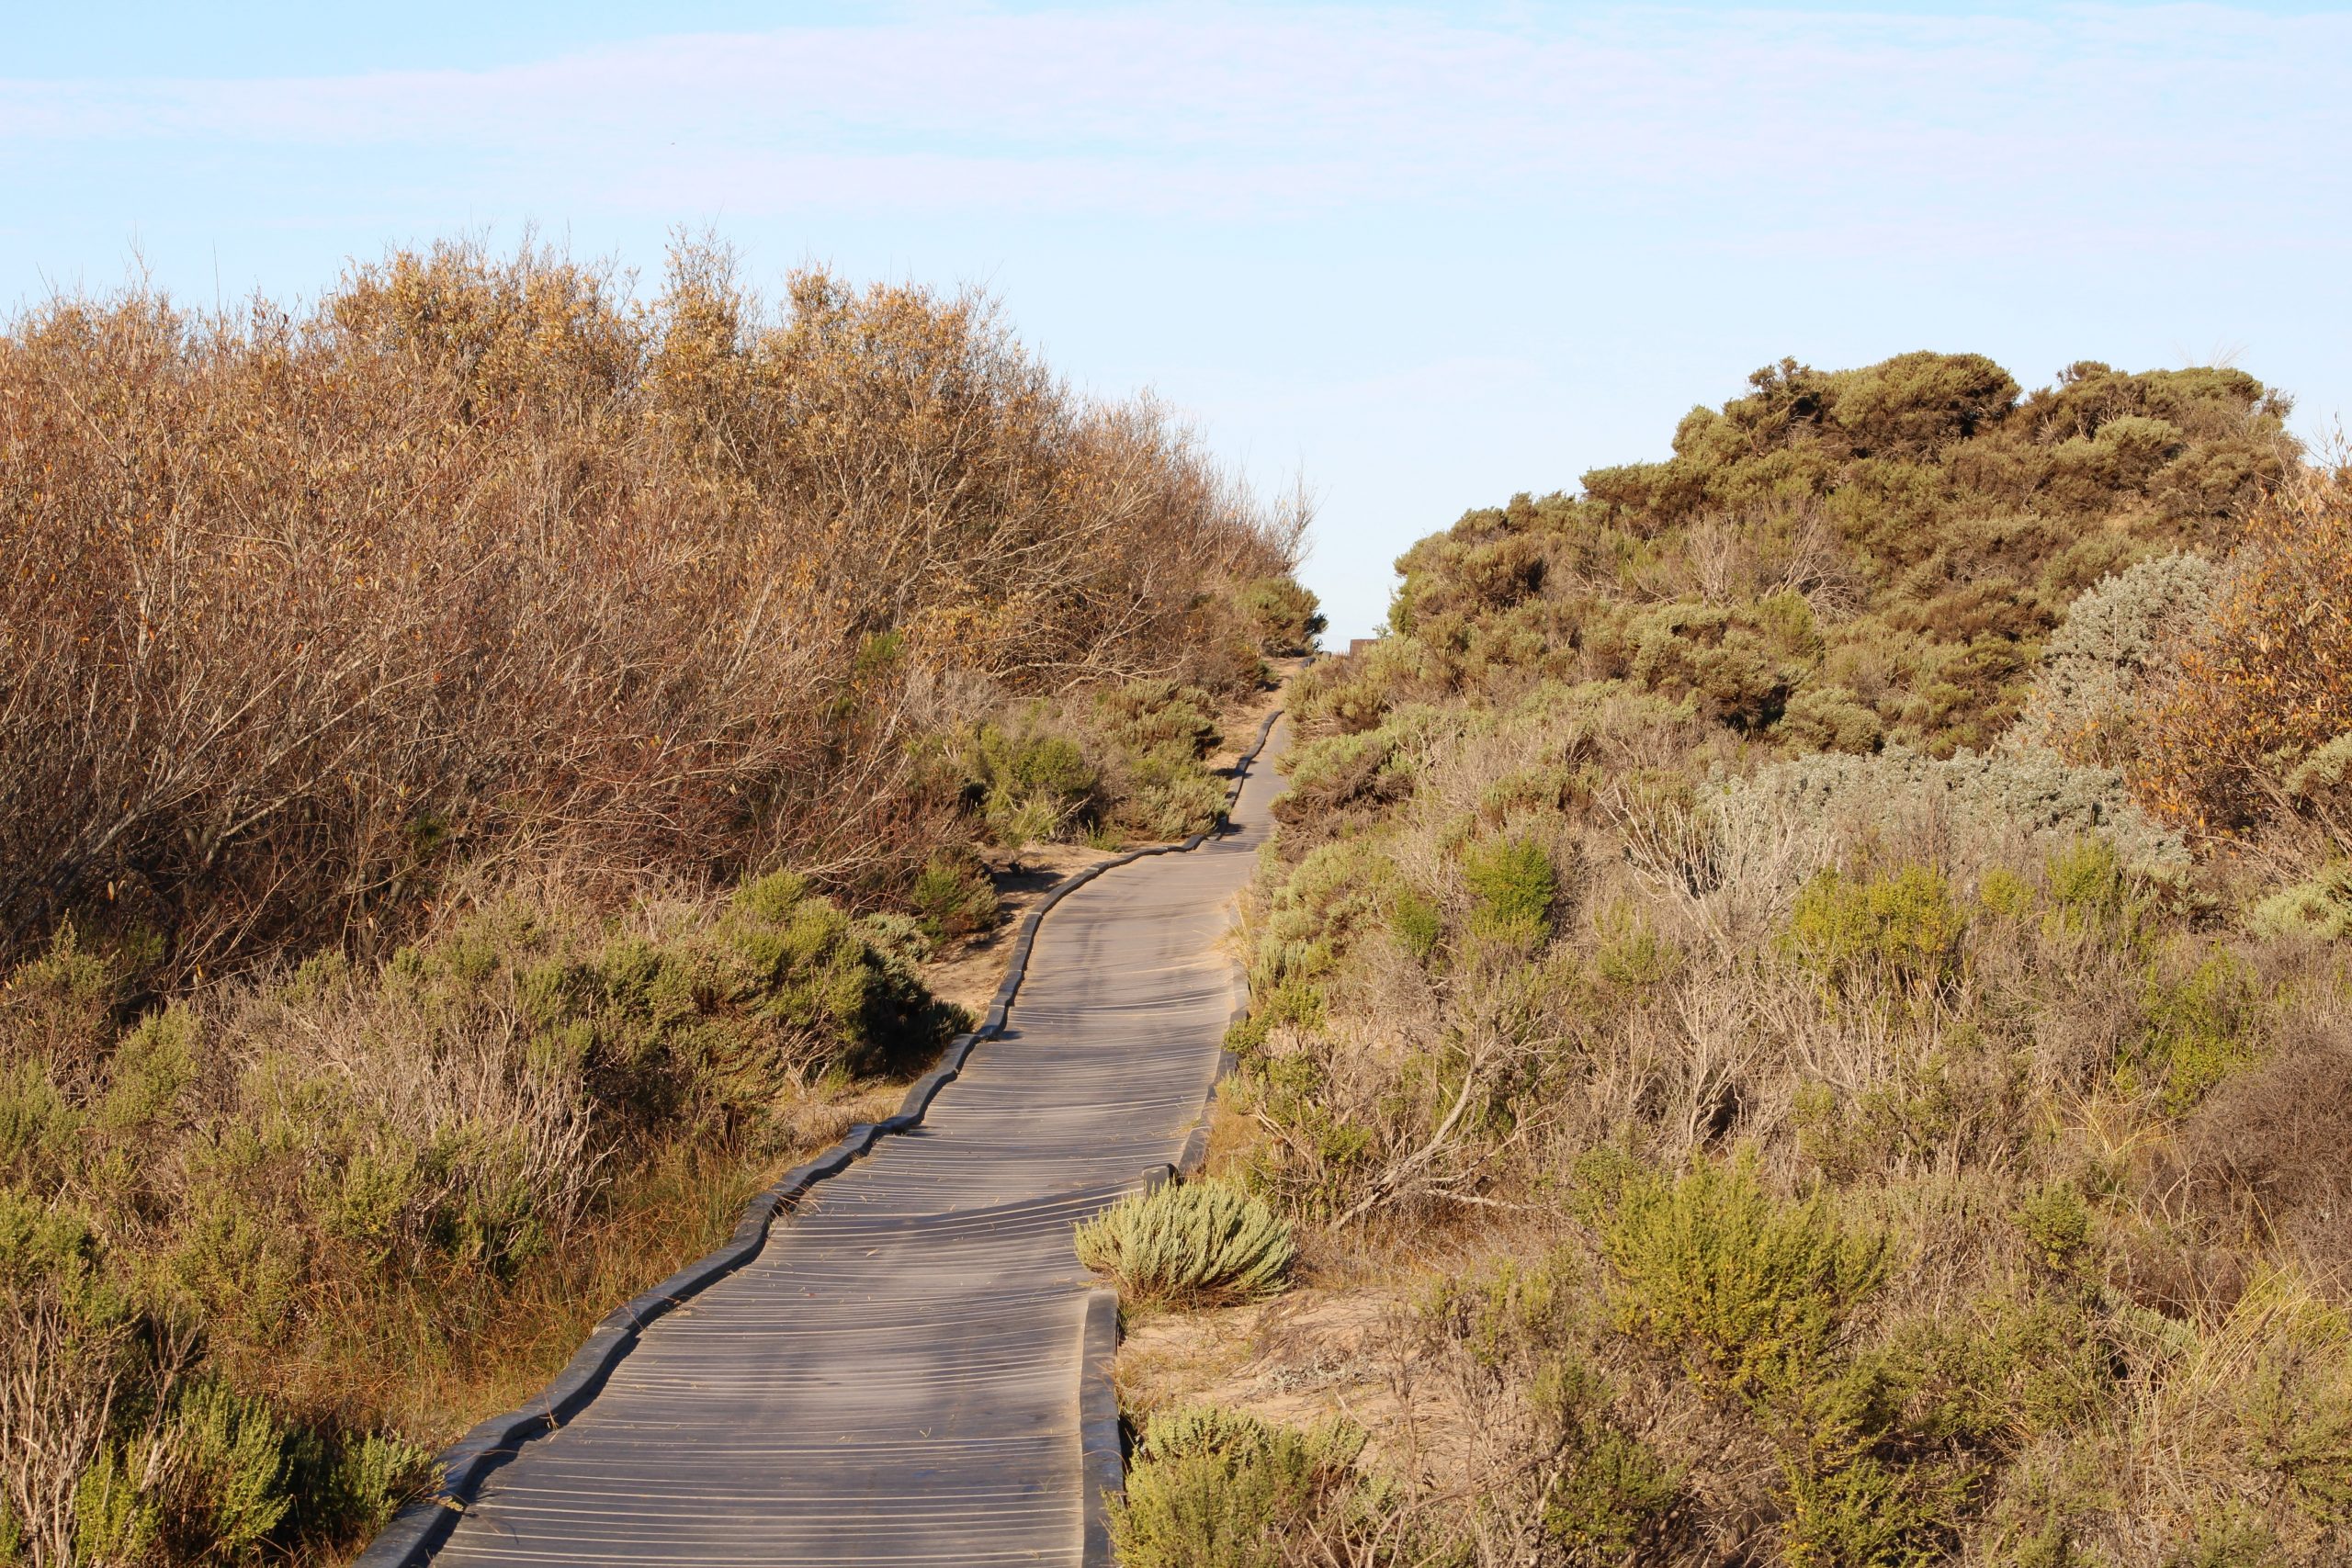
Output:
[
  {"left": 1164, "top": 355, "right": 2352, "bottom": 1566},
  {"left": 0, "top": 240, "right": 1307, "bottom": 980},
  {"left": 1372, "top": 354, "right": 2290, "bottom": 756}
]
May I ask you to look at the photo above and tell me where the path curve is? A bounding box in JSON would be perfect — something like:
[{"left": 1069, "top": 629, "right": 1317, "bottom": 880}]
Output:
[{"left": 414, "top": 717, "right": 1289, "bottom": 1567}]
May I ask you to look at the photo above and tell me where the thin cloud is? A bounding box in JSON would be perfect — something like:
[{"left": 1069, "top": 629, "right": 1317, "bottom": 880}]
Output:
[{"left": 5, "top": 4, "right": 2346, "bottom": 228}]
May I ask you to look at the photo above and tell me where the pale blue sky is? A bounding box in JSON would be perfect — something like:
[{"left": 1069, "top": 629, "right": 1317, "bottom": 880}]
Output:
[{"left": 7, "top": 3, "right": 2348, "bottom": 638}]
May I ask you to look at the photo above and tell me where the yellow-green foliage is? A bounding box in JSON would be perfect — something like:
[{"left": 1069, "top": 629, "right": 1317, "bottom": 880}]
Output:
[
  {"left": 0, "top": 1188, "right": 436, "bottom": 1562},
  {"left": 1073, "top": 1178, "right": 1295, "bottom": 1306},
  {"left": 1464, "top": 835, "right": 1558, "bottom": 948},
  {"left": 1391, "top": 886, "right": 1443, "bottom": 962},
  {"left": 1785, "top": 865, "right": 1965, "bottom": 993},
  {"left": 1583, "top": 1151, "right": 1889, "bottom": 1405},
  {"left": 2043, "top": 836, "right": 2160, "bottom": 948},
  {"left": 1111, "top": 1404, "right": 1370, "bottom": 1568},
  {"left": 1575, "top": 1155, "right": 2086, "bottom": 1563},
  {"left": 2132, "top": 947, "right": 2263, "bottom": 1115}
]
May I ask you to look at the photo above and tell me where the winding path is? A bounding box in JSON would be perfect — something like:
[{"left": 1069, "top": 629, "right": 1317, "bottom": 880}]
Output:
[{"left": 419, "top": 718, "right": 1288, "bottom": 1566}]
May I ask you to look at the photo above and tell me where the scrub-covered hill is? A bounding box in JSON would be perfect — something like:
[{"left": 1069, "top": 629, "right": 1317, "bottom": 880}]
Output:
[{"left": 1125, "top": 353, "right": 2352, "bottom": 1568}]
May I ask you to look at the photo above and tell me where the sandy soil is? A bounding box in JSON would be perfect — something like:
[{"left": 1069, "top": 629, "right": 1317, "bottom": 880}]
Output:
[{"left": 1112, "top": 1287, "right": 1441, "bottom": 1471}]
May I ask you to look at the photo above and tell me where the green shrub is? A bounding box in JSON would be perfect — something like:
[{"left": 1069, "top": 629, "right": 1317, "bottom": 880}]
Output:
[
  {"left": 0, "top": 1058, "right": 78, "bottom": 1181},
  {"left": 2044, "top": 837, "right": 2148, "bottom": 942},
  {"left": 1095, "top": 681, "right": 1227, "bottom": 840},
  {"left": 909, "top": 848, "right": 1000, "bottom": 942},
  {"left": 1073, "top": 1179, "right": 1295, "bottom": 1306},
  {"left": 1544, "top": 1423, "right": 1681, "bottom": 1561},
  {"left": 1111, "top": 1404, "right": 1368, "bottom": 1568},
  {"left": 1780, "top": 1449, "right": 1970, "bottom": 1568},
  {"left": 1524, "top": 1350, "right": 1682, "bottom": 1560},
  {"left": 1785, "top": 865, "right": 1963, "bottom": 993},
  {"left": 1584, "top": 1151, "right": 1888, "bottom": 1406},
  {"left": 2132, "top": 948, "right": 2261, "bottom": 1115},
  {"left": 1464, "top": 835, "right": 1557, "bottom": 947},
  {"left": 1122, "top": 769, "right": 1229, "bottom": 843},
  {"left": 1098, "top": 680, "right": 1219, "bottom": 759},
  {"left": 95, "top": 1003, "right": 198, "bottom": 1134},
  {"left": 1791, "top": 1071, "right": 1964, "bottom": 1184},
  {"left": 2233, "top": 1339, "right": 2352, "bottom": 1528},
  {"left": 1978, "top": 867, "right": 2038, "bottom": 922},
  {"left": 160, "top": 1379, "right": 293, "bottom": 1561},
  {"left": 1886, "top": 1294, "right": 2111, "bottom": 1450},
  {"left": 286, "top": 1430, "right": 435, "bottom": 1541},
  {"left": 74, "top": 1444, "right": 159, "bottom": 1564},
  {"left": 1251, "top": 840, "right": 1402, "bottom": 990},
  {"left": 5, "top": 924, "right": 122, "bottom": 1086},
  {"left": 1419, "top": 1258, "right": 1685, "bottom": 1558},
  {"left": 958, "top": 719, "right": 1101, "bottom": 855},
  {"left": 1391, "top": 887, "right": 1442, "bottom": 963},
  {"left": 1779, "top": 683, "right": 1885, "bottom": 755},
  {"left": 1236, "top": 576, "right": 1327, "bottom": 656},
  {"left": 0, "top": 861, "right": 962, "bottom": 1568},
  {"left": 2014, "top": 1181, "right": 2092, "bottom": 1270}
]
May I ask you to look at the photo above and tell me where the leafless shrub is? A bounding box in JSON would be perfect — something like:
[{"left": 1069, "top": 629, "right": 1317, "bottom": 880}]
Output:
[
  {"left": 1676, "top": 505, "right": 1860, "bottom": 623},
  {"left": 0, "top": 241, "right": 1302, "bottom": 978},
  {"left": 0, "top": 1291, "right": 139, "bottom": 1566},
  {"left": 1608, "top": 779, "right": 1829, "bottom": 955}
]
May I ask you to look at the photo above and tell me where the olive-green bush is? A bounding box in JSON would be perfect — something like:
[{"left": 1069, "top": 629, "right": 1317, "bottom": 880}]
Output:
[
  {"left": 1237, "top": 576, "right": 1329, "bottom": 657},
  {"left": 1582, "top": 1152, "right": 1888, "bottom": 1405},
  {"left": 0, "top": 867, "right": 967, "bottom": 1565},
  {"left": 1111, "top": 1405, "right": 1373, "bottom": 1568},
  {"left": 1464, "top": 835, "right": 1558, "bottom": 948}
]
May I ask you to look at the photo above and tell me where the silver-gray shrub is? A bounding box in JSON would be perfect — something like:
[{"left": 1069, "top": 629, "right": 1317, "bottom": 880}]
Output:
[
  {"left": 2025, "top": 551, "right": 2221, "bottom": 760},
  {"left": 1716, "top": 746, "right": 2188, "bottom": 882},
  {"left": 1616, "top": 743, "right": 2183, "bottom": 957}
]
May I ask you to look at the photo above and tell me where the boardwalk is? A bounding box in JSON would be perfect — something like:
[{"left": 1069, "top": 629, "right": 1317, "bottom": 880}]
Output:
[{"left": 425, "top": 719, "right": 1289, "bottom": 1566}]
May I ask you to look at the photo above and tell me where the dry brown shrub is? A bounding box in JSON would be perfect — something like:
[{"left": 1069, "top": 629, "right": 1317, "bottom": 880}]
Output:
[
  {"left": 0, "top": 239, "right": 1300, "bottom": 977},
  {"left": 2165, "top": 1030, "right": 2352, "bottom": 1294},
  {"left": 0, "top": 1291, "right": 134, "bottom": 1566},
  {"left": 2132, "top": 465, "right": 2352, "bottom": 836}
]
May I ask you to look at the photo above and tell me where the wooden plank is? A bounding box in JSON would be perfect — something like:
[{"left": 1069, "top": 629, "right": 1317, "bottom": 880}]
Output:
[{"left": 401, "top": 718, "right": 1289, "bottom": 1567}]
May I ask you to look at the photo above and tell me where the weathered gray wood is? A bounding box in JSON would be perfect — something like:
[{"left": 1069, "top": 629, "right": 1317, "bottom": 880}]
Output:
[{"left": 410, "top": 716, "right": 1288, "bottom": 1567}]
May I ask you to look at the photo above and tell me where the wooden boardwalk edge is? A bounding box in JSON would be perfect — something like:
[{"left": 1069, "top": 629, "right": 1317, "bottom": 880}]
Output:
[{"left": 356, "top": 705, "right": 1286, "bottom": 1568}]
